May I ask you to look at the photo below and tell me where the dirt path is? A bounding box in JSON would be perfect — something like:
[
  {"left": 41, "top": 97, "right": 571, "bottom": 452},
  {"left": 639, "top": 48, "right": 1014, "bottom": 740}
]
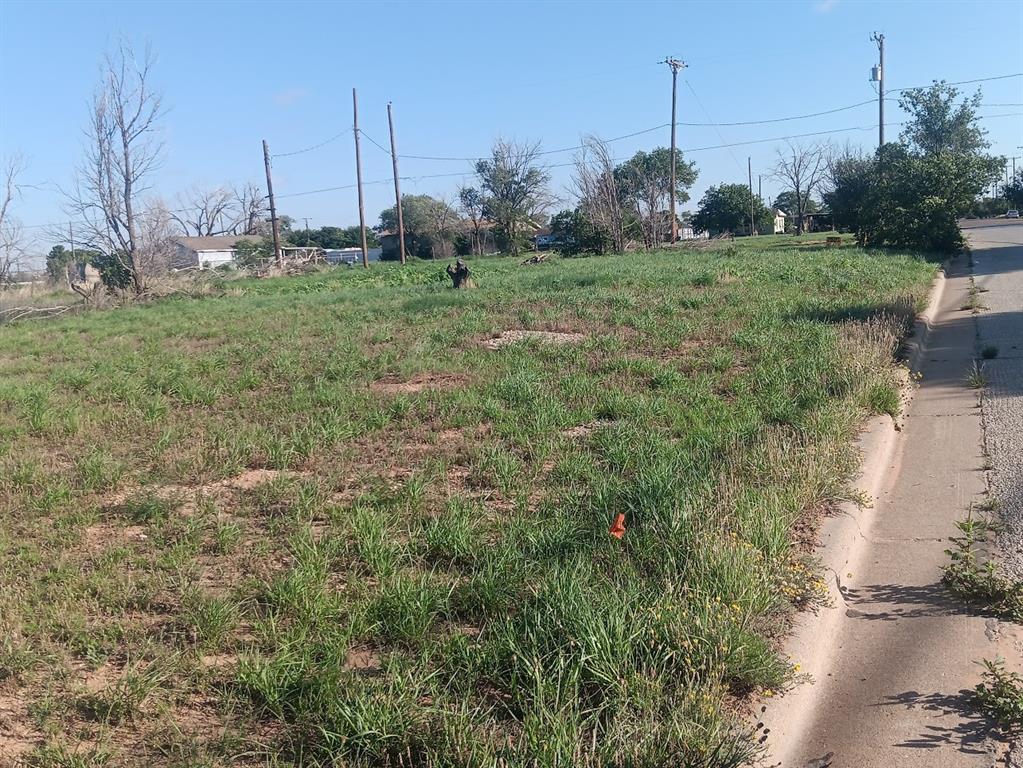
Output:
[{"left": 779, "top": 247, "right": 1023, "bottom": 767}]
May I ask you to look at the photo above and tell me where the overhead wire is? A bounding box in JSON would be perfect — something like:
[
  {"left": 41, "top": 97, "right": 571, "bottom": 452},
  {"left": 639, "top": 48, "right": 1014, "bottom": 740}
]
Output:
[{"left": 273, "top": 129, "right": 351, "bottom": 158}]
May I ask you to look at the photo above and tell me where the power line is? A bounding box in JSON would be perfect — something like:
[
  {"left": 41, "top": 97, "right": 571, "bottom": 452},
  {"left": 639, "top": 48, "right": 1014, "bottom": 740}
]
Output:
[
  {"left": 358, "top": 129, "right": 393, "bottom": 156},
  {"left": 273, "top": 129, "right": 351, "bottom": 158},
  {"left": 19, "top": 107, "right": 1023, "bottom": 227},
  {"left": 269, "top": 74, "right": 1023, "bottom": 163},
  {"left": 888, "top": 72, "right": 1023, "bottom": 94}
]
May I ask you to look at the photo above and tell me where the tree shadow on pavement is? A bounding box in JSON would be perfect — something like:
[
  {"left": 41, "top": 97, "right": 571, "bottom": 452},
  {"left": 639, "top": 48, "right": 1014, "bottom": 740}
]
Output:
[
  {"left": 876, "top": 688, "right": 994, "bottom": 755},
  {"left": 838, "top": 580, "right": 997, "bottom": 622}
]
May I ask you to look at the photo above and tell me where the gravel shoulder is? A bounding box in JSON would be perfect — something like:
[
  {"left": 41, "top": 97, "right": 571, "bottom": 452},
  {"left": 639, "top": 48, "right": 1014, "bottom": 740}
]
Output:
[{"left": 966, "top": 220, "right": 1023, "bottom": 580}]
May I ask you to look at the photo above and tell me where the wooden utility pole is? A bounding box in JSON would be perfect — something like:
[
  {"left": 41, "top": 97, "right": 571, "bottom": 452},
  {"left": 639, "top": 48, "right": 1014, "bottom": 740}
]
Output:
[
  {"left": 262, "top": 140, "right": 283, "bottom": 267},
  {"left": 387, "top": 102, "right": 407, "bottom": 264},
  {"left": 758, "top": 174, "right": 762, "bottom": 203},
  {"left": 748, "top": 157, "right": 756, "bottom": 236},
  {"left": 664, "top": 56, "right": 687, "bottom": 244},
  {"left": 352, "top": 88, "right": 370, "bottom": 269},
  {"left": 871, "top": 32, "right": 885, "bottom": 148}
]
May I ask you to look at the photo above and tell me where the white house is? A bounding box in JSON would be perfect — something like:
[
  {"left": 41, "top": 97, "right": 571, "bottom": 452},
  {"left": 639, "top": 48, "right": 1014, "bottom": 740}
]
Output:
[
  {"left": 172, "top": 235, "right": 265, "bottom": 269},
  {"left": 773, "top": 210, "right": 787, "bottom": 235}
]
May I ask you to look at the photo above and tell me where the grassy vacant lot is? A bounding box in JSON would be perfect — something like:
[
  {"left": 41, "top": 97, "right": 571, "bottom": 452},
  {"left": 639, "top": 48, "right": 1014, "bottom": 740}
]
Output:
[{"left": 0, "top": 244, "right": 934, "bottom": 767}]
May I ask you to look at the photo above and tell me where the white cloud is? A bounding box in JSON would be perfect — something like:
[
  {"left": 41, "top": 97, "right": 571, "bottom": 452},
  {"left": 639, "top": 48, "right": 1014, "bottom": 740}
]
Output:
[
  {"left": 273, "top": 87, "right": 309, "bottom": 107},
  {"left": 814, "top": 0, "right": 839, "bottom": 12}
]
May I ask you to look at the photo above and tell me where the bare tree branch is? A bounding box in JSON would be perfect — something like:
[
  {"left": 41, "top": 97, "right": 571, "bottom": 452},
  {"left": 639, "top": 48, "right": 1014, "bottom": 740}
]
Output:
[
  {"left": 0, "top": 155, "right": 28, "bottom": 284},
  {"left": 772, "top": 141, "right": 828, "bottom": 236},
  {"left": 573, "top": 135, "right": 627, "bottom": 253},
  {"left": 65, "top": 42, "right": 165, "bottom": 293}
]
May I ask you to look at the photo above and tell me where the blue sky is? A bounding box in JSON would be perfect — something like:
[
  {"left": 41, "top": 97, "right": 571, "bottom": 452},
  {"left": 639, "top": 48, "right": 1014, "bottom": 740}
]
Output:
[{"left": 2, "top": 0, "right": 1021, "bottom": 261}]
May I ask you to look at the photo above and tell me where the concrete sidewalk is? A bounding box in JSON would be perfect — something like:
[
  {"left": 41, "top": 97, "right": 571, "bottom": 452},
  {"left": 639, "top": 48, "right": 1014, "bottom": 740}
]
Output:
[{"left": 783, "top": 245, "right": 1023, "bottom": 768}]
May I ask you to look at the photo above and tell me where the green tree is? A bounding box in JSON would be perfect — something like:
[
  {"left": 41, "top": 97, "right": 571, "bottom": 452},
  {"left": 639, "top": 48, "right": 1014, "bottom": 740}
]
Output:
[
  {"left": 474, "top": 139, "right": 551, "bottom": 254},
  {"left": 824, "top": 151, "right": 873, "bottom": 232},
  {"left": 857, "top": 144, "right": 993, "bottom": 252},
  {"left": 845, "top": 83, "right": 1004, "bottom": 252},
  {"left": 287, "top": 225, "right": 377, "bottom": 249},
  {"left": 772, "top": 191, "right": 818, "bottom": 217},
  {"left": 378, "top": 194, "right": 459, "bottom": 260},
  {"left": 46, "top": 245, "right": 73, "bottom": 282},
  {"left": 693, "top": 184, "right": 770, "bottom": 236},
  {"left": 1004, "top": 170, "right": 1023, "bottom": 209},
  {"left": 46, "top": 245, "right": 101, "bottom": 283},
  {"left": 614, "top": 148, "right": 698, "bottom": 247},
  {"left": 549, "top": 208, "right": 611, "bottom": 256},
  {"left": 899, "top": 83, "right": 989, "bottom": 156}
]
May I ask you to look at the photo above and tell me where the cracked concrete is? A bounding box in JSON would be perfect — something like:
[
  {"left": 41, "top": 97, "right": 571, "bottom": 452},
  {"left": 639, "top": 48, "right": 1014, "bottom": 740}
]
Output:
[{"left": 772, "top": 244, "right": 1023, "bottom": 768}]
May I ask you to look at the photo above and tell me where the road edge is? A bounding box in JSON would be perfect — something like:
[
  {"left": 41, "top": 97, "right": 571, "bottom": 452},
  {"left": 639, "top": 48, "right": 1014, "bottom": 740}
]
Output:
[{"left": 758, "top": 266, "right": 946, "bottom": 766}]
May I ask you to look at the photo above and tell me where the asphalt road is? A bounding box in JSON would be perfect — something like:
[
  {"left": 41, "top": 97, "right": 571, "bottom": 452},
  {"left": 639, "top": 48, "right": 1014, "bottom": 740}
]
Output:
[
  {"left": 965, "top": 219, "right": 1023, "bottom": 582},
  {"left": 785, "top": 226, "right": 1023, "bottom": 767}
]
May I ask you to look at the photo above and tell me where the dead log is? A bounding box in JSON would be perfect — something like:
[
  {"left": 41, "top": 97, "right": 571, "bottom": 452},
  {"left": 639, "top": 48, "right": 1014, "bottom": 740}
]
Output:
[
  {"left": 520, "top": 253, "right": 548, "bottom": 265},
  {"left": 446, "top": 259, "right": 475, "bottom": 289}
]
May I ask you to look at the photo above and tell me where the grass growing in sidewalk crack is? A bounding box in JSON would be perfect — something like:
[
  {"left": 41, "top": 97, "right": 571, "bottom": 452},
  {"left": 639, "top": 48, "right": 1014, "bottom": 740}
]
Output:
[
  {"left": 944, "top": 514, "right": 1023, "bottom": 622},
  {"left": 966, "top": 361, "right": 988, "bottom": 389},
  {"left": 974, "top": 658, "right": 1023, "bottom": 732}
]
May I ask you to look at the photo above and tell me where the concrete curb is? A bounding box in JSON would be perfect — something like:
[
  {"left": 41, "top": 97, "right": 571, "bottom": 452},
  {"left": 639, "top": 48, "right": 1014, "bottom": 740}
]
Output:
[
  {"left": 758, "top": 267, "right": 946, "bottom": 767},
  {"left": 903, "top": 266, "right": 948, "bottom": 375}
]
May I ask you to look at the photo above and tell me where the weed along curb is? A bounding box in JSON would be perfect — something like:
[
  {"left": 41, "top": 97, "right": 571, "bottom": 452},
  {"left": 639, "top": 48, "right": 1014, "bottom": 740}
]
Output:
[{"left": 759, "top": 267, "right": 946, "bottom": 766}]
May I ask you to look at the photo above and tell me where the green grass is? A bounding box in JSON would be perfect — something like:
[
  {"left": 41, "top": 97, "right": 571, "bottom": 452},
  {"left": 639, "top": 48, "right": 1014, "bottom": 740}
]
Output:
[{"left": 0, "top": 246, "right": 935, "bottom": 765}]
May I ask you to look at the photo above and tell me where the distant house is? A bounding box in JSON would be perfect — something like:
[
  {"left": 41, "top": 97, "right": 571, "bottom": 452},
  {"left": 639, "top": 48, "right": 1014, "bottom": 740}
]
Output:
[
  {"left": 323, "top": 247, "right": 382, "bottom": 265},
  {"left": 172, "top": 235, "right": 265, "bottom": 269},
  {"left": 67, "top": 262, "right": 102, "bottom": 290},
  {"left": 680, "top": 226, "right": 708, "bottom": 240},
  {"left": 773, "top": 210, "right": 787, "bottom": 235}
]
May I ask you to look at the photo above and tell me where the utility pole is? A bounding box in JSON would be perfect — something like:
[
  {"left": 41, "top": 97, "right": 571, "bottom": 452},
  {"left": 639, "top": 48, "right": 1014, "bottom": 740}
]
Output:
[
  {"left": 871, "top": 32, "right": 885, "bottom": 148},
  {"left": 302, "top": 217, "right": 310, "bottom": 230},
  {"left": 758, "top": 174, "right": 762, "bottom": 203},
  {"left": 664, "top": 56, "right": 687, "bottom": 244},
  {"left": 352, "top": 88, "right": 369, "bottom": 269},
  {"left": 748, "top": 157, "right": 756, "bottom": 236},
  {"left": 262, "top": 139, "right": 283, "bottom": 267},
  {"left": 387, "top": 102, "right": 407, "bottom": 265}
]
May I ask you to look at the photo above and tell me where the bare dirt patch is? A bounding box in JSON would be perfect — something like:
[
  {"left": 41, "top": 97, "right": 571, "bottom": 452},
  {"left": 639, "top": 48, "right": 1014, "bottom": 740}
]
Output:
[
  {"left": 75, "top": 660, "right": 121, "bottom": 694},
  {"left": 371, "top": 372, "right": 469, "bottom": 395},
  {"left": 0, "top": 684, "right": 40, "bottom": 762},
  {"left": 345, "top": 647, "right": 381, "bottom": 674},
  {"left": 482, "top": 330, "right": 586, "bottom": 349},
  {"left": 83, "top": 522, "right": 148, "bottom": 553},
  {"left": 219, "top": 468, "right": 301, "bottom": 491}
]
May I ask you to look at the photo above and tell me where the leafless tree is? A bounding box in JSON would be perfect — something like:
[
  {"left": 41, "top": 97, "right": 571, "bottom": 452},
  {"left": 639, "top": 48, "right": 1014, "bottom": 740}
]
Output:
[
  {"left": 772, "top": 141, "right": 828, "bottom": 236},
  {"left": 232, "top": 182, "right": 269, "bottom": 235},
  {"left": 171, "top": 186, "right": 234, "bottom": 236},
  {"left": 0, "top": 155, "right": 28, "bottom": 285},
  {"left": 171, "top": 182, "right": 268, "bottom": 237},
  {"left": 572, "top": 134, "right": 626, "bottom": 253},
  {"left": 65, "top": 42, "right": 165, "bottom": 293},
  {"left": 474, "top": 138, "right": 554, "bottom": 253},
  {"left": 136, "top": 197, "right": 176, "bottom": 275}
]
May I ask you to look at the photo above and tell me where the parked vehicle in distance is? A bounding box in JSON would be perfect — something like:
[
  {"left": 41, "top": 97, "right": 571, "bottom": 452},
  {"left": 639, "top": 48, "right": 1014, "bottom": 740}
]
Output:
[{"left": 1006, "top": 210, "right": 1020, "bottom": 218}]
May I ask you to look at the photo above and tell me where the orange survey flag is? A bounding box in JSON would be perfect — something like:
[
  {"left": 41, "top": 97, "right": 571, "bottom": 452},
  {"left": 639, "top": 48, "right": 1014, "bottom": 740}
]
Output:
[{"left": 609, "top": 513, "right": 626, "bottom": 539}]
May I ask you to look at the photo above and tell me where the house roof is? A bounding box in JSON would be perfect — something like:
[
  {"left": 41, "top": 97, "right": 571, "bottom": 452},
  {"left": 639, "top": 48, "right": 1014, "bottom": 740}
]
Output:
[
  {"left": 173, "top": 235, "right": 264, "bottom": 251},
  {"left": 774, "top": 209, "right": 788, "bottom": 217}
]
